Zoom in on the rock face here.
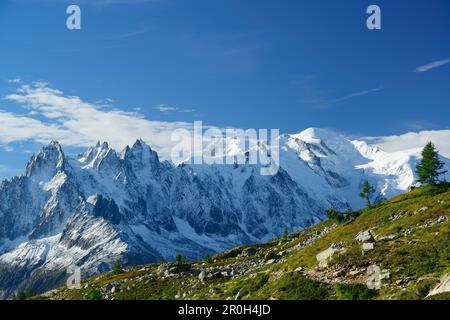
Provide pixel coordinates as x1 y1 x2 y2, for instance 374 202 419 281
158 263 192 276
0 138 325 297
198 271 206 282
241 248 258 257
0 127 449 298
362 242 375 253
356 230 374 242
316 244 346 268
427 274 450 297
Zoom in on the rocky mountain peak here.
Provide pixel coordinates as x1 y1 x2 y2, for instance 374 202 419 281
124 139 160 173
77 141 119 173
25 140 66 178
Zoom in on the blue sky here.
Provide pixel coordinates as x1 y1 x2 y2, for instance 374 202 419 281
0 0 449 178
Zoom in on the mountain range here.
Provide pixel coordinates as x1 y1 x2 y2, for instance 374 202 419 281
0 127 448 298
38 182 450 301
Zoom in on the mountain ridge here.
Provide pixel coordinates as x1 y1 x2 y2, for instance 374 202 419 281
35 184 450 300
0 127 449 298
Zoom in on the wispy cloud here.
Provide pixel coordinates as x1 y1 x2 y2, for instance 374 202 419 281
49 44 123 54
403 119 437 131
0 164 20 178
364 130 450 158
294 74 383 109
7 77 21 84
414 57 450 73
332 87 383 103
0 165 10 173
154 104 195 113
37 0 159 6
299 84 383 108
1 82 196 159
177 32 263 72
102 29 148 40
0 144 14 152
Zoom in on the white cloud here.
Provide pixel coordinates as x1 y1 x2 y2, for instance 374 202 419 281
154 104 195 113
7 77 21 84
155 104 178 112
300 83 383 108
0 164 21 179
364 130 450 158
2 83 196 159
414 57 450 73
103 29 148 40
2 82 449 166
333 87 383 103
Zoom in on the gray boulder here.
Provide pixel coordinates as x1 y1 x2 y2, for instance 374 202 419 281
356 230 374 242
241 247 258 257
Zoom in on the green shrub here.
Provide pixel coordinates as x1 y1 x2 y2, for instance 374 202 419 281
14 291 28 300
13 288 35 300
426 182 450 196
232 274 269 298
426 292 450 300
282 229 289 241
326 208 359 224
413 279 436 299
273 273 331 300
175 254 187 263
204 254 214 264
111 261 124 275
85 288 102 300
334 283 377 300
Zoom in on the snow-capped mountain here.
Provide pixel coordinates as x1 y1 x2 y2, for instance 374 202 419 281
0 128 448 298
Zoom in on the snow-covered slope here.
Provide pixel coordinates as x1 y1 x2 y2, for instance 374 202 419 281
0 128 448 298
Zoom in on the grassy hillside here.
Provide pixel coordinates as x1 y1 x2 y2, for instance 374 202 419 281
34 184 450 300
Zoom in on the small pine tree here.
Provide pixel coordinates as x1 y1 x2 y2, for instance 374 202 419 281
326 208 345 224
85 288 102 300
111 261 123 275
326 208 359 224
326 208 337 220
282 228 289 241
416 142 447 186
26 287 35 298
359 180 374 207
175 253 187 264
13 288 34 300
204 254 213 264
14 291 27 300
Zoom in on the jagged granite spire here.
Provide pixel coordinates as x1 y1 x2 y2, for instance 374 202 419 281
25 141 66 178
